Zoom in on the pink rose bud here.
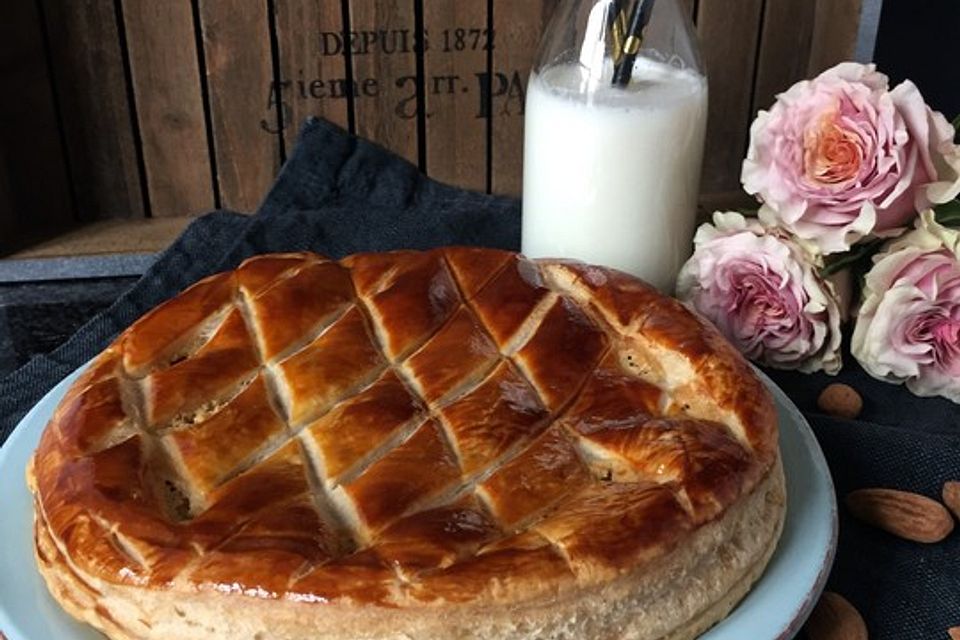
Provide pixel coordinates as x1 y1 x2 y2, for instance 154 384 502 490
742 62 960 255
852 211 960 402
676 212 843 374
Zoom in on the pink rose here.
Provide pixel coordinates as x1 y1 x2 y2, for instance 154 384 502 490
676 212 843 373
852 211 960 402
742 62 960 255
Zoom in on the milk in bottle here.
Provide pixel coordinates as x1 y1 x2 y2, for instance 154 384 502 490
521 0 708 293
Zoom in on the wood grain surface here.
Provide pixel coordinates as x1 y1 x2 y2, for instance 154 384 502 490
696 0 766 194
274 0 350 151
0 0 874 250
490 0 556 196
349 0 419 164
199 0 280 212
120 0 214 217
423 1 488 190
808 0 864 75
7 216 196 258
0 0 75 253
0 157 14 246
751 0 816 115
39 0 144 220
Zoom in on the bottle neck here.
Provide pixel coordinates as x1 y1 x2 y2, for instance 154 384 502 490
534 0 704 80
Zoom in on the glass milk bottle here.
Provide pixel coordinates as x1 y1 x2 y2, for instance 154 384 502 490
521 0 707 293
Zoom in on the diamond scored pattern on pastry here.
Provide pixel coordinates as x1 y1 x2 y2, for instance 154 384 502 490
34 249 764 606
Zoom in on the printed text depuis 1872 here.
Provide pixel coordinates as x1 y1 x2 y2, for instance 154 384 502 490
260 27 527 133
319 27 493 56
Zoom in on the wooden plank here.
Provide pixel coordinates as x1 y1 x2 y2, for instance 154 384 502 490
491 0 556 196
0 1 74 253
121 1 214 217
423 1 488 190
199 0 280 213
349 0 419 164
697 190 758 223
751 0 815 115
0 155 15 246
274 0 349 152
696 0 765 194
39 0 144 221
5 217 195 259
808 0 863 76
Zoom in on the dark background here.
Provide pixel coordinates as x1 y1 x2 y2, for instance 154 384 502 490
875 0 960 120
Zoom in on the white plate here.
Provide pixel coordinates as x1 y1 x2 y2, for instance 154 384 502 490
0 366 836 639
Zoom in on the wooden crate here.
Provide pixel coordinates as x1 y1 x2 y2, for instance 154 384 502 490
0 0 871 255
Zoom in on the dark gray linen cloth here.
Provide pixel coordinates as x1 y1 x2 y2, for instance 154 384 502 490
1 118 956 639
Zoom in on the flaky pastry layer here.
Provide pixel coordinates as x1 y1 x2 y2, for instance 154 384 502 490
30 248 782 639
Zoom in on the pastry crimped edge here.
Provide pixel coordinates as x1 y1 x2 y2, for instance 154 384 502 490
29 455 785 640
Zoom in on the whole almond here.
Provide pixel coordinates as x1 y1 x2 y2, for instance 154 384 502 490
943 482 960 521
846 488 954 543
817 383 863 419
803 591 867 640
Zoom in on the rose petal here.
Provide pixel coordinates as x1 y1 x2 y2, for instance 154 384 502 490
742 62 960 255
677 213 843 374
853 232 960 403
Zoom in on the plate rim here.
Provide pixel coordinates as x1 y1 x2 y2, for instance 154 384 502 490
754 368 838 640
0 365 838 640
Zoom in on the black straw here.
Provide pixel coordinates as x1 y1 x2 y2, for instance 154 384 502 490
607 0 627 66
611 0 656 86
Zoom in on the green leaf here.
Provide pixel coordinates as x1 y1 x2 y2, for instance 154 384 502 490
819 238 885 278
935 199 960 227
